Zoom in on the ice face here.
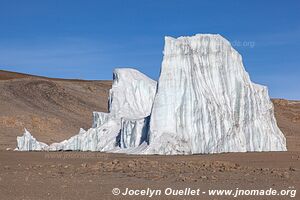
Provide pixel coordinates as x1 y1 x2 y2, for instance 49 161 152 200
147 34 286 154
119 116 150 148
15 34 287 154
108 68 157 119
16 129 49 151
16 68 157 152
92 112 109 128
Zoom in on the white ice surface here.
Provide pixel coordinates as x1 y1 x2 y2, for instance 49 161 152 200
147 34 286 154
15 34 287 154
16 129 48 151
15 68 156 152
108 68 157 119
92 112 109 128
119 117 150 148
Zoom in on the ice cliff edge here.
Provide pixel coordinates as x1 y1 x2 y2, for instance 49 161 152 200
146 34 286 154
15 34 287 154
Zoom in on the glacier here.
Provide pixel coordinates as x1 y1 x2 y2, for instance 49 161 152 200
16 68 156 152
145 34 286 154
16 129 48 151
15 34 287 154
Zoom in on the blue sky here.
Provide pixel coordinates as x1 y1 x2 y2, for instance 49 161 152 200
0 0 299 99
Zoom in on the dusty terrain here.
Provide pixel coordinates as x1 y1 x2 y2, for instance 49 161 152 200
0 70 112 150
273 99 300 152
0 151 299 200
0 70 299 200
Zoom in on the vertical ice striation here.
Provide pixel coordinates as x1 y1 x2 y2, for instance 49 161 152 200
146 34 286 154
15 34 287 154
108 68 157 119
16 129 48 151
48 121 121 151
15 68 157 152
46 68 156 151
119 116 150 148
92 112 109 128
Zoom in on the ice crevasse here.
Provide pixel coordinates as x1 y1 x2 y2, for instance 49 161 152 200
16 34 287 154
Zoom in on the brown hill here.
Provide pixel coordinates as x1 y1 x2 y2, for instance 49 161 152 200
0 70 112 149
273 99 300 151
0 70 299 151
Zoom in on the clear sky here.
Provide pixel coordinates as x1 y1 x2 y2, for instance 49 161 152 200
0 0 299 99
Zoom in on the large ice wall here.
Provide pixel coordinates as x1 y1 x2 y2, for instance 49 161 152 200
146 34 286 154
15 34 287 154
